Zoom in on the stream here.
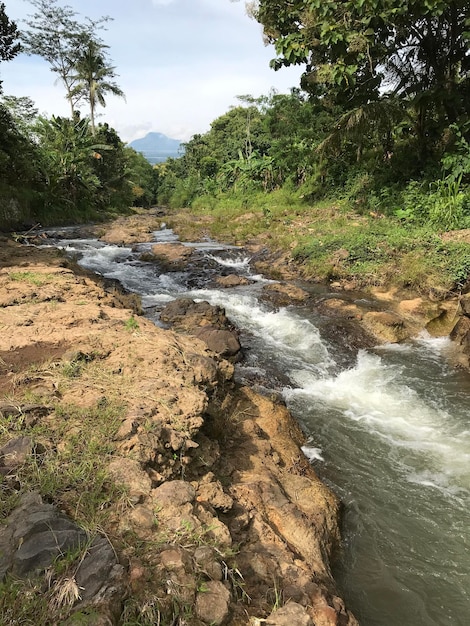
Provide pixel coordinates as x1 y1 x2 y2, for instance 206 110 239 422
47 225 470 626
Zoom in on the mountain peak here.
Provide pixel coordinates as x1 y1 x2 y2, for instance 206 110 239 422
128 132 182 164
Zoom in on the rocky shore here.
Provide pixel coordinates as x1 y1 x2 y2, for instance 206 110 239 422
0 219 358 625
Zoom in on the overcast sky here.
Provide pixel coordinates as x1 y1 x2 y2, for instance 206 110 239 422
2 0 303 142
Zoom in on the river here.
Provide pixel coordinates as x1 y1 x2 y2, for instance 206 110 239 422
48 225 470 626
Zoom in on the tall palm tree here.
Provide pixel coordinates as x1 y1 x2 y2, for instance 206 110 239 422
71 40 125 134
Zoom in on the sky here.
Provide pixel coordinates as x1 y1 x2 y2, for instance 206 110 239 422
2 0 303 143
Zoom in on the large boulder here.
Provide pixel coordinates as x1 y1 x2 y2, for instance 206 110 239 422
160 298 241 358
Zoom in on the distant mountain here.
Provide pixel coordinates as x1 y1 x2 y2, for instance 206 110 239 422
128 132 183 165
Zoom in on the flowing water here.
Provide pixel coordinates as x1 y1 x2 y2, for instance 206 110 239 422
48 226 470 625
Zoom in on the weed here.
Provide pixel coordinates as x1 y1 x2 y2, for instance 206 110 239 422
124 315 140 331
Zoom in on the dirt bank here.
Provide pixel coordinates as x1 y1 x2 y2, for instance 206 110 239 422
0 224 357 625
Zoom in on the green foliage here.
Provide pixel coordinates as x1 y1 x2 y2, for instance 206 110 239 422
124 315 139 331
0 3 20 80
70 39 125 134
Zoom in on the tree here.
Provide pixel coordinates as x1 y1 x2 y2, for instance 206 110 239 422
253 1 470 157
0 2 20 92
34 115 107 217
21 0 110 117
70 40 125 134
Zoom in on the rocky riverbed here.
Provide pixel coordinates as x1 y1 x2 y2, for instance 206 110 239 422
0 218 358 625
2 208 470 626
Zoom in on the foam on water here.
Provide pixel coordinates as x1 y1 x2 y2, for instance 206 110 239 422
301 444 324 462
206 253 252 269
285 350 470 490
189 288 333 371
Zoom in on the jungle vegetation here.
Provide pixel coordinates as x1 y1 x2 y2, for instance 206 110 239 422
154 0 470 291
0 0 156 229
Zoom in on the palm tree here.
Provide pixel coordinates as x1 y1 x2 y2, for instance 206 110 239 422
71 40 125 134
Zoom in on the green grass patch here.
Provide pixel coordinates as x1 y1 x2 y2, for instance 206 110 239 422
0 400 125 529
8 271 53 287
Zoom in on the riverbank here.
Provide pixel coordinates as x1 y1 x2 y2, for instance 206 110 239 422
0 222 358 625
159 207 470 368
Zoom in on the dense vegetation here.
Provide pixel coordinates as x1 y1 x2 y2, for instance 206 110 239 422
156 0 470 292
0 0 156 229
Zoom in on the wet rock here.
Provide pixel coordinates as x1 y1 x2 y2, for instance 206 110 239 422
215 274 251 288
266 601 314 626
160 298 228 329
160 298 241 358
195 580 230 625
262 282 309 306
450 315 470 362
193 326 241 357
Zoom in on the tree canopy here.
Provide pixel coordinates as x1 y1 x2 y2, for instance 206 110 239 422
254 0 470 152
21 0 110 117
0 2 20 92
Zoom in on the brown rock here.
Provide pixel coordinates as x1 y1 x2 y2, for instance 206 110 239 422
151 243 193 269
194 546 223 581
197 480 233 512
215 274 251 287
362 310 410 343
262 283 309 306
193 327 241 357
107 457 152 504
266 601 313 626
195 580 230 625
152 480 196 506
160 547 190 571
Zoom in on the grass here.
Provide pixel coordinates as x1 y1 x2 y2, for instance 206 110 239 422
8 271 54 287
0 399 125 528
169 190 470 295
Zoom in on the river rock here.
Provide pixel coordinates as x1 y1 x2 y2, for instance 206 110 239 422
215 274 251 287
150 243 193 270
160 298 241 358
265 601 314 626
262 282 309 306
361 310 409 342
193 326 241 357
160 298 227 329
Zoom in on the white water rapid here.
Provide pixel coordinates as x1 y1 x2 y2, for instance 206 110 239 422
49 226 470 625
